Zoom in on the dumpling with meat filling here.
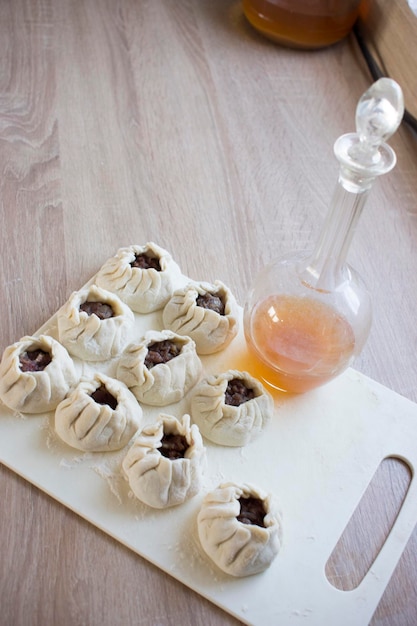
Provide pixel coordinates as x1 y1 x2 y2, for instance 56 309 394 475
95 242 181 313
0 334 78 414
57 284 134 361
122 413 207 508
54 372 142 452
197 482 282 577
162 280 239 354
116 329 202 406
190 370 273 446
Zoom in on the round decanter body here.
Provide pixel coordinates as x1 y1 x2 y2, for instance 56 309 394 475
243 253 372 393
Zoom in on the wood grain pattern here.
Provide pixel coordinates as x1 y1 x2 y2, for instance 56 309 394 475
0 1 416 624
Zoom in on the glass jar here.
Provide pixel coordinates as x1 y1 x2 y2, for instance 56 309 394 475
242 0 367 49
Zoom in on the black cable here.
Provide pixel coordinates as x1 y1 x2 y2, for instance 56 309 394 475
353 22 417 133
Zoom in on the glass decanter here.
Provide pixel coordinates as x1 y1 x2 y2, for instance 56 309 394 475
244 78 404 393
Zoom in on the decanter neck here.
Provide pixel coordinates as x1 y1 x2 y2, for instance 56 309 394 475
302 180 369 291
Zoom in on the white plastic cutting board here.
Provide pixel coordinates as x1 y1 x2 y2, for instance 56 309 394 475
1 272 417 626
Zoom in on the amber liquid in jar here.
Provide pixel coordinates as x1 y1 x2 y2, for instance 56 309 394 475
242 0 364 49
244 294 356 393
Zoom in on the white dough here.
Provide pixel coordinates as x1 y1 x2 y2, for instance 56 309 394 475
95 242 181 313
0 335 78 414
57 284 134 361
122 413 207 509
197 482 282 577
162 280 239 355
55 372 142 452
116 329 202 406
190 370 273 446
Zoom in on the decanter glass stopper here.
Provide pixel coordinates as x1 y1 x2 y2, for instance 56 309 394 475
336 78 404 191
355 78 404 154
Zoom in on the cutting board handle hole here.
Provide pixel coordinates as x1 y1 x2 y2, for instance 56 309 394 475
325 455 412 590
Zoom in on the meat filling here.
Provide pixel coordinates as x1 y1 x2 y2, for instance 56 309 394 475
237 496 266 528
19 349 52 372
90 384 118 410
196 292 225 316
130 253 161 271
144 340 181 369
79 301 114 319
159 433 188 460
225 378 255 406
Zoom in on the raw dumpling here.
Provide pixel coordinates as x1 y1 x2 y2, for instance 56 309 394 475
190 370 273 446
0 334 78 414
162 280 239 355
122 413 207 508
57 284 134 361
197 482 282 577
95 242 181 313
55 372 142 452
116 329 202 406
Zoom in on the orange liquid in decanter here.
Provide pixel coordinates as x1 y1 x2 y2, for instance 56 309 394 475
245 294 355 393
242 0 364 49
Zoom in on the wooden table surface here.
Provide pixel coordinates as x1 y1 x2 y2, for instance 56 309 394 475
1 1 416 624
